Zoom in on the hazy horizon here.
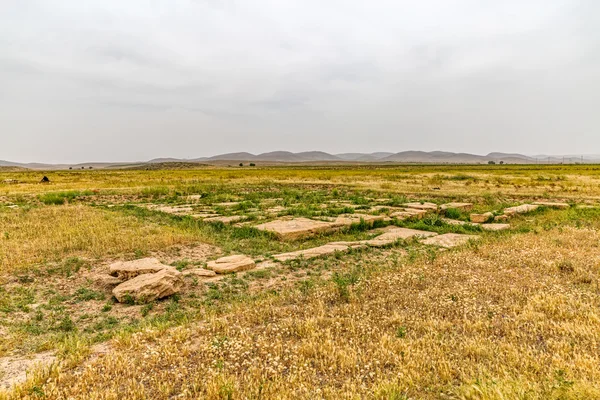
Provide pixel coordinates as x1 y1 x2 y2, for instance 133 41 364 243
2 1 599 164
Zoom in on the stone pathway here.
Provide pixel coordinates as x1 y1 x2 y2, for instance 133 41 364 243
420 233 480 248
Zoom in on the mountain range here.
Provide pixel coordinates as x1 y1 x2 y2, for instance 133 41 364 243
1 151 599 170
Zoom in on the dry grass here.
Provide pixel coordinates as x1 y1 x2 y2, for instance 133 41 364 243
0 205 200 274
10 227 599 399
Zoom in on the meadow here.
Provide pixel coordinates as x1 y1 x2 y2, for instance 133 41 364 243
1 164 600 399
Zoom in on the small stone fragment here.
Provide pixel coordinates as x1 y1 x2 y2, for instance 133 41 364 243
479 223 510 231
504 204 539 216
183 268 217 278
470 212 493 223
206 255 256 274
109 258 171 280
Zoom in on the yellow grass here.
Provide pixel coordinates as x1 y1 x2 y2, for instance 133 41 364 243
10 227 599 399
0 205 199 274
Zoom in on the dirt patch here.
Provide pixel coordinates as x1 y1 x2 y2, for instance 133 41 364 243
0 351 56 390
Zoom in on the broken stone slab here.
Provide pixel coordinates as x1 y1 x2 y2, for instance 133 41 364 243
470 212 493 223
532 201 570 209
494 215 509 222
112 268 183 303
330 213 385 227
441 218 469 226
92 274 123 291
203 215 244 224
479 223 510 232
265 206 287 214
109 258 173 280
440 202 473 211
390 211 416 220
255 218 337 240
273 243 361 262
153 205 194 214
402 208 429 219
504 204 539 216
362 227 438 246
183 268 217 278
206 255 256 274
403 202 438 211
421 233 480 248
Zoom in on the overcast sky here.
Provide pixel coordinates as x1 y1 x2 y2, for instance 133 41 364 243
1 0 599 163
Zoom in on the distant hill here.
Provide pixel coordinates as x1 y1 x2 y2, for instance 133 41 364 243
3 151 599 170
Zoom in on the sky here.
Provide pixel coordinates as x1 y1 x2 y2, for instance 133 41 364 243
1 0 599 163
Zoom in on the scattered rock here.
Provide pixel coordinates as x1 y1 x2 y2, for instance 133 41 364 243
92 274 123 291
255 218 337 240
440 202 473 211
273 243 361 262
109 258 172 280
402 208 429 218
214 202 240 207
403 202 438 211
504 204 539 216
421 233 480 248
113 268 183 303
470 212 493 223
480 223 510 231
189 212 220 219
494 215 509 222
532 201 570 209
441 218 469 226
183 268 217 278
364 227 438 246
206 255 255 274
331 213 385 227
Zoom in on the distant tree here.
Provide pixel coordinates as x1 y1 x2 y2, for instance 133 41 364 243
81 166 85 169
239 163 244 167
89 166 93 169
499 161 504 165
69 167 72 170
488 161 496 165
249 163 256 167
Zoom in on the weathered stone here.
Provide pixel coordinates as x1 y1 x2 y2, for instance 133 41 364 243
504 204 539 216
206 255 255 274
403 202 438 211
92 274 123 291
532 201 570 209
109 258 171 280
480 223 510 231
214 202 240 207
421 233 480 248
390 211 417 220
331 214 385 227
183 268 217 278
112 268 183 303
273 243 360 262
402 208 429 219
255 218 336 240
470 212 493 223
189 212 220 219
364 227 437 246
494 215 509 222
440 202 473 211
441 218 468 226
154 205 194 214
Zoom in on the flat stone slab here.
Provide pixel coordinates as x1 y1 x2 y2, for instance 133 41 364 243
331 214 385 227
480 223 510 231
183 268 217 278
113 268 183 303
203 215 244 224
441 218 469 226
145 204 194 215
470 212 493 223
390 211 417 220
402 208 429 219
441 202 473 211
109 258 172 280
403 202 438 211
273 243 361 262
532 201 570 209
421 233 480 248
504 204 539 215
364 227 438 246
206 255 256 274
255 218 337 240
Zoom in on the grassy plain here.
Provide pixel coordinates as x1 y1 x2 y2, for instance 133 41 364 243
1 164 600 399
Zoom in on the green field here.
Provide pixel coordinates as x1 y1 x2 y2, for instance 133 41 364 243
1 165 600 399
